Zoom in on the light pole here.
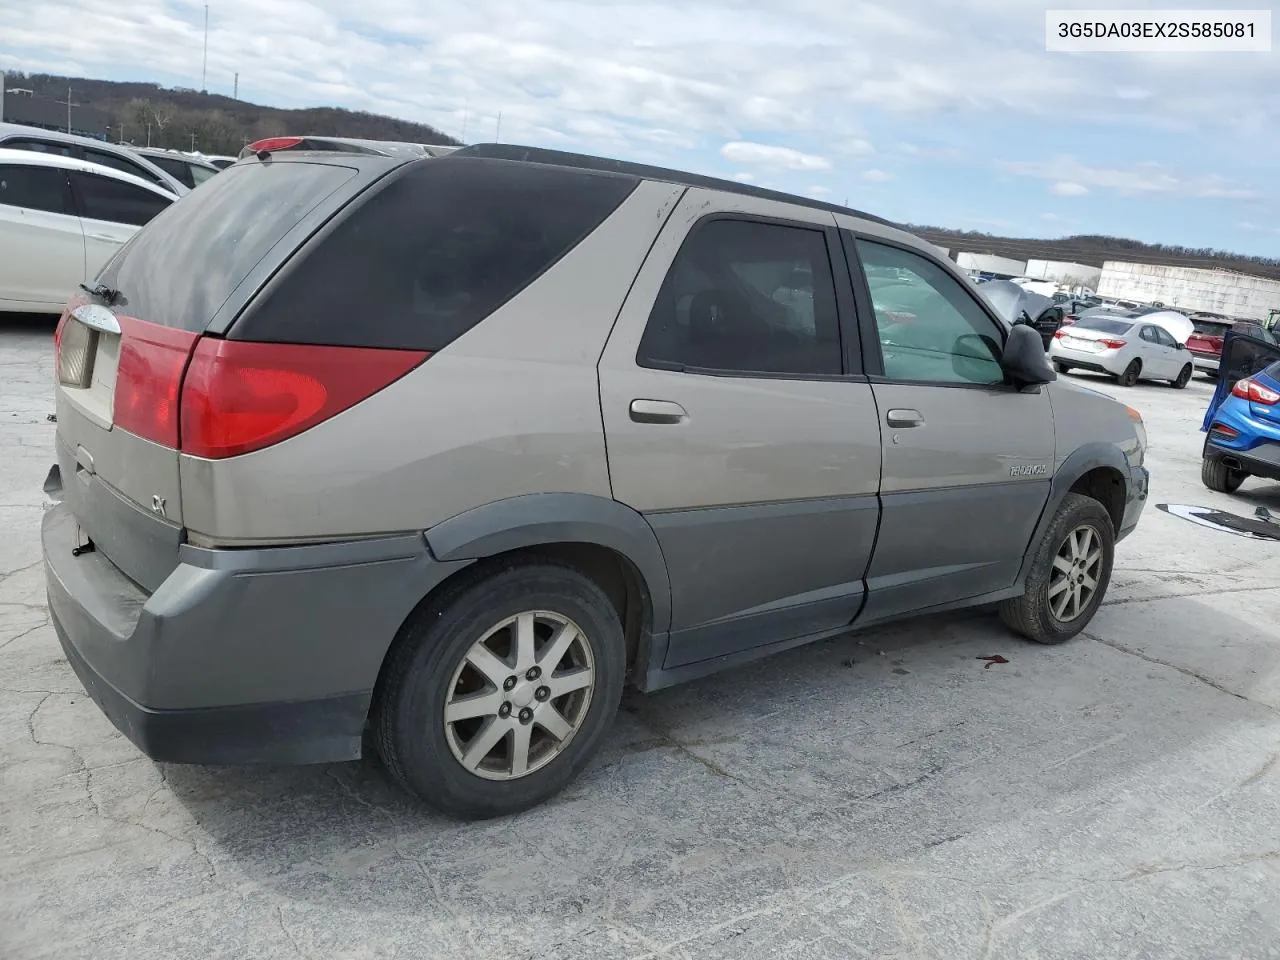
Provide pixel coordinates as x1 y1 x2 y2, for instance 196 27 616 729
201 5 209 94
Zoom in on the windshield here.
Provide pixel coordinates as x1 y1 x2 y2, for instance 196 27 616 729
1074 317 1133 335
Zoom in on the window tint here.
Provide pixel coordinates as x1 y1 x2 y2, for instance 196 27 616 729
0 165 69 214
189 163 218 186
857 239 1004 385
71 172 171 227
3 138 74 158
84 148 165 187
1193 320 1231 336
143 154 196 188
1074 317 1133 335
1139 326 1158 343
99 160 358 331
1154 327 1178 348
235 157 638 350
637 219 842 376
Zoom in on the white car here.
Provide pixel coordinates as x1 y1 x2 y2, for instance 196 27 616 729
1049 314 1195 388
0 149 176 313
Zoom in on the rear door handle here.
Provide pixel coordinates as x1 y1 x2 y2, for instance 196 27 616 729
629 399 688 424
885 408 924 428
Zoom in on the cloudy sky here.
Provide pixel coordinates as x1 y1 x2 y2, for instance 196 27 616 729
2 0 1277 256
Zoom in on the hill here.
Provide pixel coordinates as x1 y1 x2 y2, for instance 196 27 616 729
2 72 460 156
906 225 1280 281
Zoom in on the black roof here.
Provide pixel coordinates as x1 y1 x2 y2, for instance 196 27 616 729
450 143 898 230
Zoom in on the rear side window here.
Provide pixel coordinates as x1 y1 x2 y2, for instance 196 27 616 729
0 165 70 214
637 218 843 376
98 161 358 331
144 154 196 188
83 148 167 188
233 158 638 350
3 138 74 158
71 172 171 227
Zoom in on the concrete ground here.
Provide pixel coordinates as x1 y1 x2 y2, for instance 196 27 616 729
3 311 1280 959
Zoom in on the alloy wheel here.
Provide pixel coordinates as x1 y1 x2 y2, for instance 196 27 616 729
1048 524 1104 622
443 611 595 781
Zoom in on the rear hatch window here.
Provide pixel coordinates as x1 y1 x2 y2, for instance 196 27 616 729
230 157 639 350
98 161 358 331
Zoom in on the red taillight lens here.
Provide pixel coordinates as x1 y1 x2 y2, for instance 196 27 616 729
113 317 200 447
1231 377 1280 406
247 136 303 154
1210 422 1239 439
179 340 428 459
1053 329 1067 339
1100 338 1127 349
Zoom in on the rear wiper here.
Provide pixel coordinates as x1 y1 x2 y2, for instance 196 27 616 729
79 281 120 306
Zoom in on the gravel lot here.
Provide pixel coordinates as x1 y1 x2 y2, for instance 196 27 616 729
4 312 1280 959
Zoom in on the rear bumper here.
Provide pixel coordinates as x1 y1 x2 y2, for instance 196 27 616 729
1048 345 1124 376
1190 352 1220 373
1204 438 1280 483
43 497 471 764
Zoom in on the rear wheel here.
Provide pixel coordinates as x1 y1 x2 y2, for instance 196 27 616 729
1053 361 1072 375
1171 364 1193 389
1117 359 1141 387
1000 492 1114 644
1202 457 1247 493
376 562 626 819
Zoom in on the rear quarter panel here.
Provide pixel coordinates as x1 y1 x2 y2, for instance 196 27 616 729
180 180 685 543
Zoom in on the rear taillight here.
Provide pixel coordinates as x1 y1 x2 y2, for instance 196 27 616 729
113 317 200 447
1231 377 1280 406
179 340 427 459
1210 422 1239 439
1053 329 1067 339
246 136 303 154
1100 338 1127 349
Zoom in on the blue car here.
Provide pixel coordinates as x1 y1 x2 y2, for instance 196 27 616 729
1201 329 1280 492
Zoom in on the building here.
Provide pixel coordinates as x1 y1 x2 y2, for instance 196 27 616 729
0 75 111 140
1097 262 1280 320
956 252 1026 280
1023 259 1101 292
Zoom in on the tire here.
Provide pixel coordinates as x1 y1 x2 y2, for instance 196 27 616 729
1117 359 1141 387
1053 361 1071 375
1201 456 1247 493
1171 364 1193 389
375 562 626 819
999 492 1115 644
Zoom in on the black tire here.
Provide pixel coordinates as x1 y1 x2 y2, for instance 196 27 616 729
375 562 626 819
1201 457 1246 493
999 492 1115 644
1117 359 1141 387
1171 364 1193 389
1053 361 1072 375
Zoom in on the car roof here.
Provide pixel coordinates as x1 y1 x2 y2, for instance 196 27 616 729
0 122 188 193
0 147 179 198
450 142 899 229
133 147 219 169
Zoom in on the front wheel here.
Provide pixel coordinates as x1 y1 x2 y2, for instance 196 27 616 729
999 492 1115 644
1117 359 1141 387
1202 457 1246 493
376 562 626 819
1172 364 1193 389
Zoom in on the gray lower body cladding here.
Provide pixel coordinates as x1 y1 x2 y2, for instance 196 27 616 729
43 499 471 764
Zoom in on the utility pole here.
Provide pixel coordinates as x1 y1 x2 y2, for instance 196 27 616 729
461 96 469 142
233 72 238 100
191 132 197 152
201 5 209 94
55 85 78 133
118 123 125 143
146 122 152 147
495 111 502 143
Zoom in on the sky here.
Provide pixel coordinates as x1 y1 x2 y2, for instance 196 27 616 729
1 0 1277 257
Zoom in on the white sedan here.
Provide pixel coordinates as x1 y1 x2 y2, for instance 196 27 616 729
1049 314 1195 388
0 149 176 314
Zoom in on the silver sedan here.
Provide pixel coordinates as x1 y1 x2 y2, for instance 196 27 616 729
1049 315 1195 387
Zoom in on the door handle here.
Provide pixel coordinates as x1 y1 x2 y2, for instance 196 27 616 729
885 408 924 428
629 399 688 424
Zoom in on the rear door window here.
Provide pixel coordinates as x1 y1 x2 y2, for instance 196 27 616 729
97 160 359 331
2 138 74 158
233 157 638 350
70 172 171 227
83 148 168 189
0 165 71 214
143 154 196 188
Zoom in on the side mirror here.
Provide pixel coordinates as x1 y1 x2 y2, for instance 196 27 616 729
1000 323 1057 388
1177 342 1187 351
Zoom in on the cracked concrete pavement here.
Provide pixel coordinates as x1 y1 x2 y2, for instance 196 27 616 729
3 312 1280 958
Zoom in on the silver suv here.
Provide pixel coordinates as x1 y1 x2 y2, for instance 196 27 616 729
42 142 1149 818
